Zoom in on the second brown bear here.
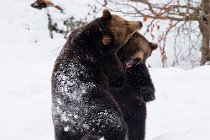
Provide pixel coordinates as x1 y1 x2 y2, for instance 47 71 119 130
112 32 158 140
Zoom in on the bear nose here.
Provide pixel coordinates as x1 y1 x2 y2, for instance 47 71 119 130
135 58 142 63
139 21 143 28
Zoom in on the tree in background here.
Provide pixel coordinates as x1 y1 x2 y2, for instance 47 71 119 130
90 0 210 67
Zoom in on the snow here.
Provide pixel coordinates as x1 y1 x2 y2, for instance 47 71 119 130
147 66 210 140
0 0 210 140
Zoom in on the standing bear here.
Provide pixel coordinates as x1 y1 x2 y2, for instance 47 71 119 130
113 32 158 140
51 9 142 140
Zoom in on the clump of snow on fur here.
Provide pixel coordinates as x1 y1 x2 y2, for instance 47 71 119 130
52 58 95 132
52 58 124 135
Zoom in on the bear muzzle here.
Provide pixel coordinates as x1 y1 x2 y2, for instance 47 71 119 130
126 58 142 68
126 51 145 68
127 21 143 31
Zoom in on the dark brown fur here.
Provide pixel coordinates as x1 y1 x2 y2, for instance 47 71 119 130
113 32 157 140
51 10 142 140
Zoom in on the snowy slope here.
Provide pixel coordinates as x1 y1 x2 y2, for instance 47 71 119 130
0 0 210 140
147 66 210 140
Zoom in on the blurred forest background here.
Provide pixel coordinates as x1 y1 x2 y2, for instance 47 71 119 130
31 0 210 69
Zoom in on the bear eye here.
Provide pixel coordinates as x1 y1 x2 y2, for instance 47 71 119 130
133 33 138 37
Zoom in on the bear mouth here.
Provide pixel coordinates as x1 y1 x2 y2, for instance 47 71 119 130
126 58 142 68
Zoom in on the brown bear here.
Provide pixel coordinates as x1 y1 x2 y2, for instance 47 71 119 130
112 32 158 140
118 32 158 102
51 9 142 140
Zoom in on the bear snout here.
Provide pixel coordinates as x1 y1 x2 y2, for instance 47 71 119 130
138 21 143 28
126 57 142 68
127 20 143 30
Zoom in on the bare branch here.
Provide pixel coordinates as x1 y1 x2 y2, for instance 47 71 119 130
90 0 209 67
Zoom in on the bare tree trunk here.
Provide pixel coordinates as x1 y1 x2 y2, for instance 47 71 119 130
199 0 210 65
47 12 53 39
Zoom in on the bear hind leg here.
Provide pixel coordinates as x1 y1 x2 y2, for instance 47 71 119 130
86 109 127 140
104 125 127 140
54 125 81 140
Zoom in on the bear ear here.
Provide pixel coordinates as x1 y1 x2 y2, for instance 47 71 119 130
102 34 112 45
102 9 111 19
149 42 158 51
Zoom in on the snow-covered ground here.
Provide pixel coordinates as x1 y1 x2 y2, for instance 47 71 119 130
147 67 210 140
0 0 210 140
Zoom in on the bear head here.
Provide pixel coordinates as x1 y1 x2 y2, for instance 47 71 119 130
101 9 143 50
70 9 142 53
118 32 158 68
